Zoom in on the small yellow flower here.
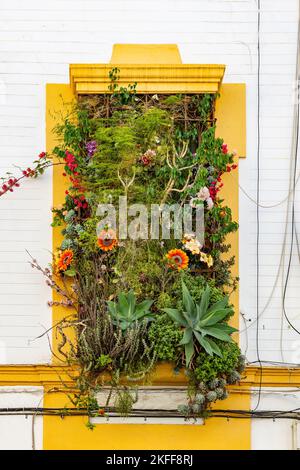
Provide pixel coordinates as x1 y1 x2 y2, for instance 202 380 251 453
206 255 213 267
182 233 202 255
200 252 213 267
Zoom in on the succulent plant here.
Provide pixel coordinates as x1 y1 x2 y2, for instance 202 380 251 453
218 378 227 387
64 209 76 223
178 404 189 415
107 290 154 331
208 378 219 389
198 382 208 394
227 370 241 384
215 387 225 399
195 393 206 405
163 282 237 367
61 238 74 250
237 355 246 373
192 403 201 414
206 390 218 402
221 389 228 400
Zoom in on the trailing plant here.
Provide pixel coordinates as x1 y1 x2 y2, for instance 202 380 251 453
178 345 246 418
0 152 54 197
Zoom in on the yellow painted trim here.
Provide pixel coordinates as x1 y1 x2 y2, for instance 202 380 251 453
110 44 183 64
42 388 250 450
215 83 246 334
70 63 225 95
46 83 76 359
1 365 300 388
70 44 224 95
215 83 246 158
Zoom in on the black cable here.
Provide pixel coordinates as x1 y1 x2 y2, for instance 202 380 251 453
282 0 300 337
0 407 300 420
248 360 300 366
253 0 263 412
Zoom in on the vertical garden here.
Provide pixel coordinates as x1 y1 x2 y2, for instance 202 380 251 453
1 69 245 420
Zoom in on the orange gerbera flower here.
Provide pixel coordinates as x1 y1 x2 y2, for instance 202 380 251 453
57 249 74 271
166 249 189 270
97 229 118 252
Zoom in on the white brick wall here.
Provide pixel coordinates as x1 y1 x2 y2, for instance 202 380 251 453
0 0 299 364
0 386 43 449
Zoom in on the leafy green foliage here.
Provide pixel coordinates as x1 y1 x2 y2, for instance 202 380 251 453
148 314 183 362
114 388 137 417
191 342 242 383
108 67 137 105
95 354 112 370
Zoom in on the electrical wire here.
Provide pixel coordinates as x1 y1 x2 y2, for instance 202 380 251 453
281 0 300 338
0 407 299 421
253 0 263 412
239 176 300 209
240 0 300 372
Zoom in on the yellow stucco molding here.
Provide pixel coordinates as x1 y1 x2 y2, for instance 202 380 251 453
1 365 300 387
110 44 183 64
69 43 225 95
70 63 225 95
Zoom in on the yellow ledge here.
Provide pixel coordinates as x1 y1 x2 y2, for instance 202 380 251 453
1 364 300 388
70 64 225 95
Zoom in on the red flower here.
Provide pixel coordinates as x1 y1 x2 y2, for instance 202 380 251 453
222 143 228 154
64 151 78 172
39 152 46 159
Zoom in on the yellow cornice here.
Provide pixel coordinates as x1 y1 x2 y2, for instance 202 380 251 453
1 364 300 388
69 63 225 95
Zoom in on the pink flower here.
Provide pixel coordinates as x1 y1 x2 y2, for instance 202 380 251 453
140 149 156 166
197 187 210 201
206 197 214 210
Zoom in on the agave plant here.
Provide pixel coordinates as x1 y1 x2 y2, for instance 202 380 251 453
107 290 154 331
163 282 237 367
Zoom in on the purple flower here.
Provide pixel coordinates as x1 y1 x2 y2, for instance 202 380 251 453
86 140 97 158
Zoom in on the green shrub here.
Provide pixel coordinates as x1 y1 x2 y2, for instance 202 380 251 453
148 314 182 362
192 341 242 384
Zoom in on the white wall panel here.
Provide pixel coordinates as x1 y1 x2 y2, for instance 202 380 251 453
0 386 43 450
251 388 299 449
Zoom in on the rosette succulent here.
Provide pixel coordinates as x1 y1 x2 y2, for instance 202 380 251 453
163 282 237 367
107 290 154 331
